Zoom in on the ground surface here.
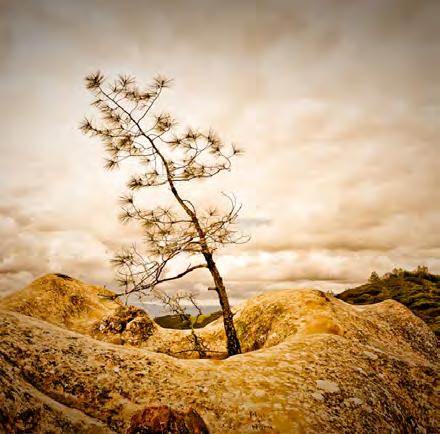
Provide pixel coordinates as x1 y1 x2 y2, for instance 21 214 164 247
0 274 438 433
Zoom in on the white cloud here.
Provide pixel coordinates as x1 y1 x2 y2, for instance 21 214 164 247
0 0 439 303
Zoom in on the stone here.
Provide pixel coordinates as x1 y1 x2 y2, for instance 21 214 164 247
126 405 210 434
316 380 340 394
0 275 438 433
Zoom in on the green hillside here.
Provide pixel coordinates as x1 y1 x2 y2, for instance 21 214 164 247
337 267 440 336
154 310 222 329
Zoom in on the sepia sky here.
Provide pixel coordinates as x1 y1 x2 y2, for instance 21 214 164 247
1 0 439 304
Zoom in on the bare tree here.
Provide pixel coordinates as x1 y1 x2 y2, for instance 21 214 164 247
155 290 210 358
80 72 247 356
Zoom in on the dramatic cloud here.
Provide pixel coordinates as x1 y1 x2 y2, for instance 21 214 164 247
1 0 439 302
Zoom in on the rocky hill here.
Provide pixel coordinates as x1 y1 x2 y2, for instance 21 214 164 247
0 273 123 334
0 274 438 433
337 267 440 336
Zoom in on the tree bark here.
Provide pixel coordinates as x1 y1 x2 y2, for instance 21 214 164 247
203 252 241 356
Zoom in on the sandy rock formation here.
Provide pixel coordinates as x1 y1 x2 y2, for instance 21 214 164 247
0 274 159 347
0 275 438 433
0 274 123 335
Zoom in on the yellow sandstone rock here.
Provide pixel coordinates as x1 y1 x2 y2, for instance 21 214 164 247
0 274 438 433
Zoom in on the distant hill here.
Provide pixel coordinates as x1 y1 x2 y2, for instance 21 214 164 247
131 302 221 319
337 267 440 336
154 310 222 329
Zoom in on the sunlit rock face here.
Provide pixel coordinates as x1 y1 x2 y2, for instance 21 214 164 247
0 274 125 335
0 275 438 433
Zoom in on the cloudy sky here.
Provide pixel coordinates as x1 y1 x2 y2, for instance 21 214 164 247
1 0 439 304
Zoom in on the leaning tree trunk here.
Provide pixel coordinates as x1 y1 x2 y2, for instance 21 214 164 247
204 253 241 356
162 165 241 356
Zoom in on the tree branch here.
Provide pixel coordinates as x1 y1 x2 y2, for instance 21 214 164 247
150 263 207 287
